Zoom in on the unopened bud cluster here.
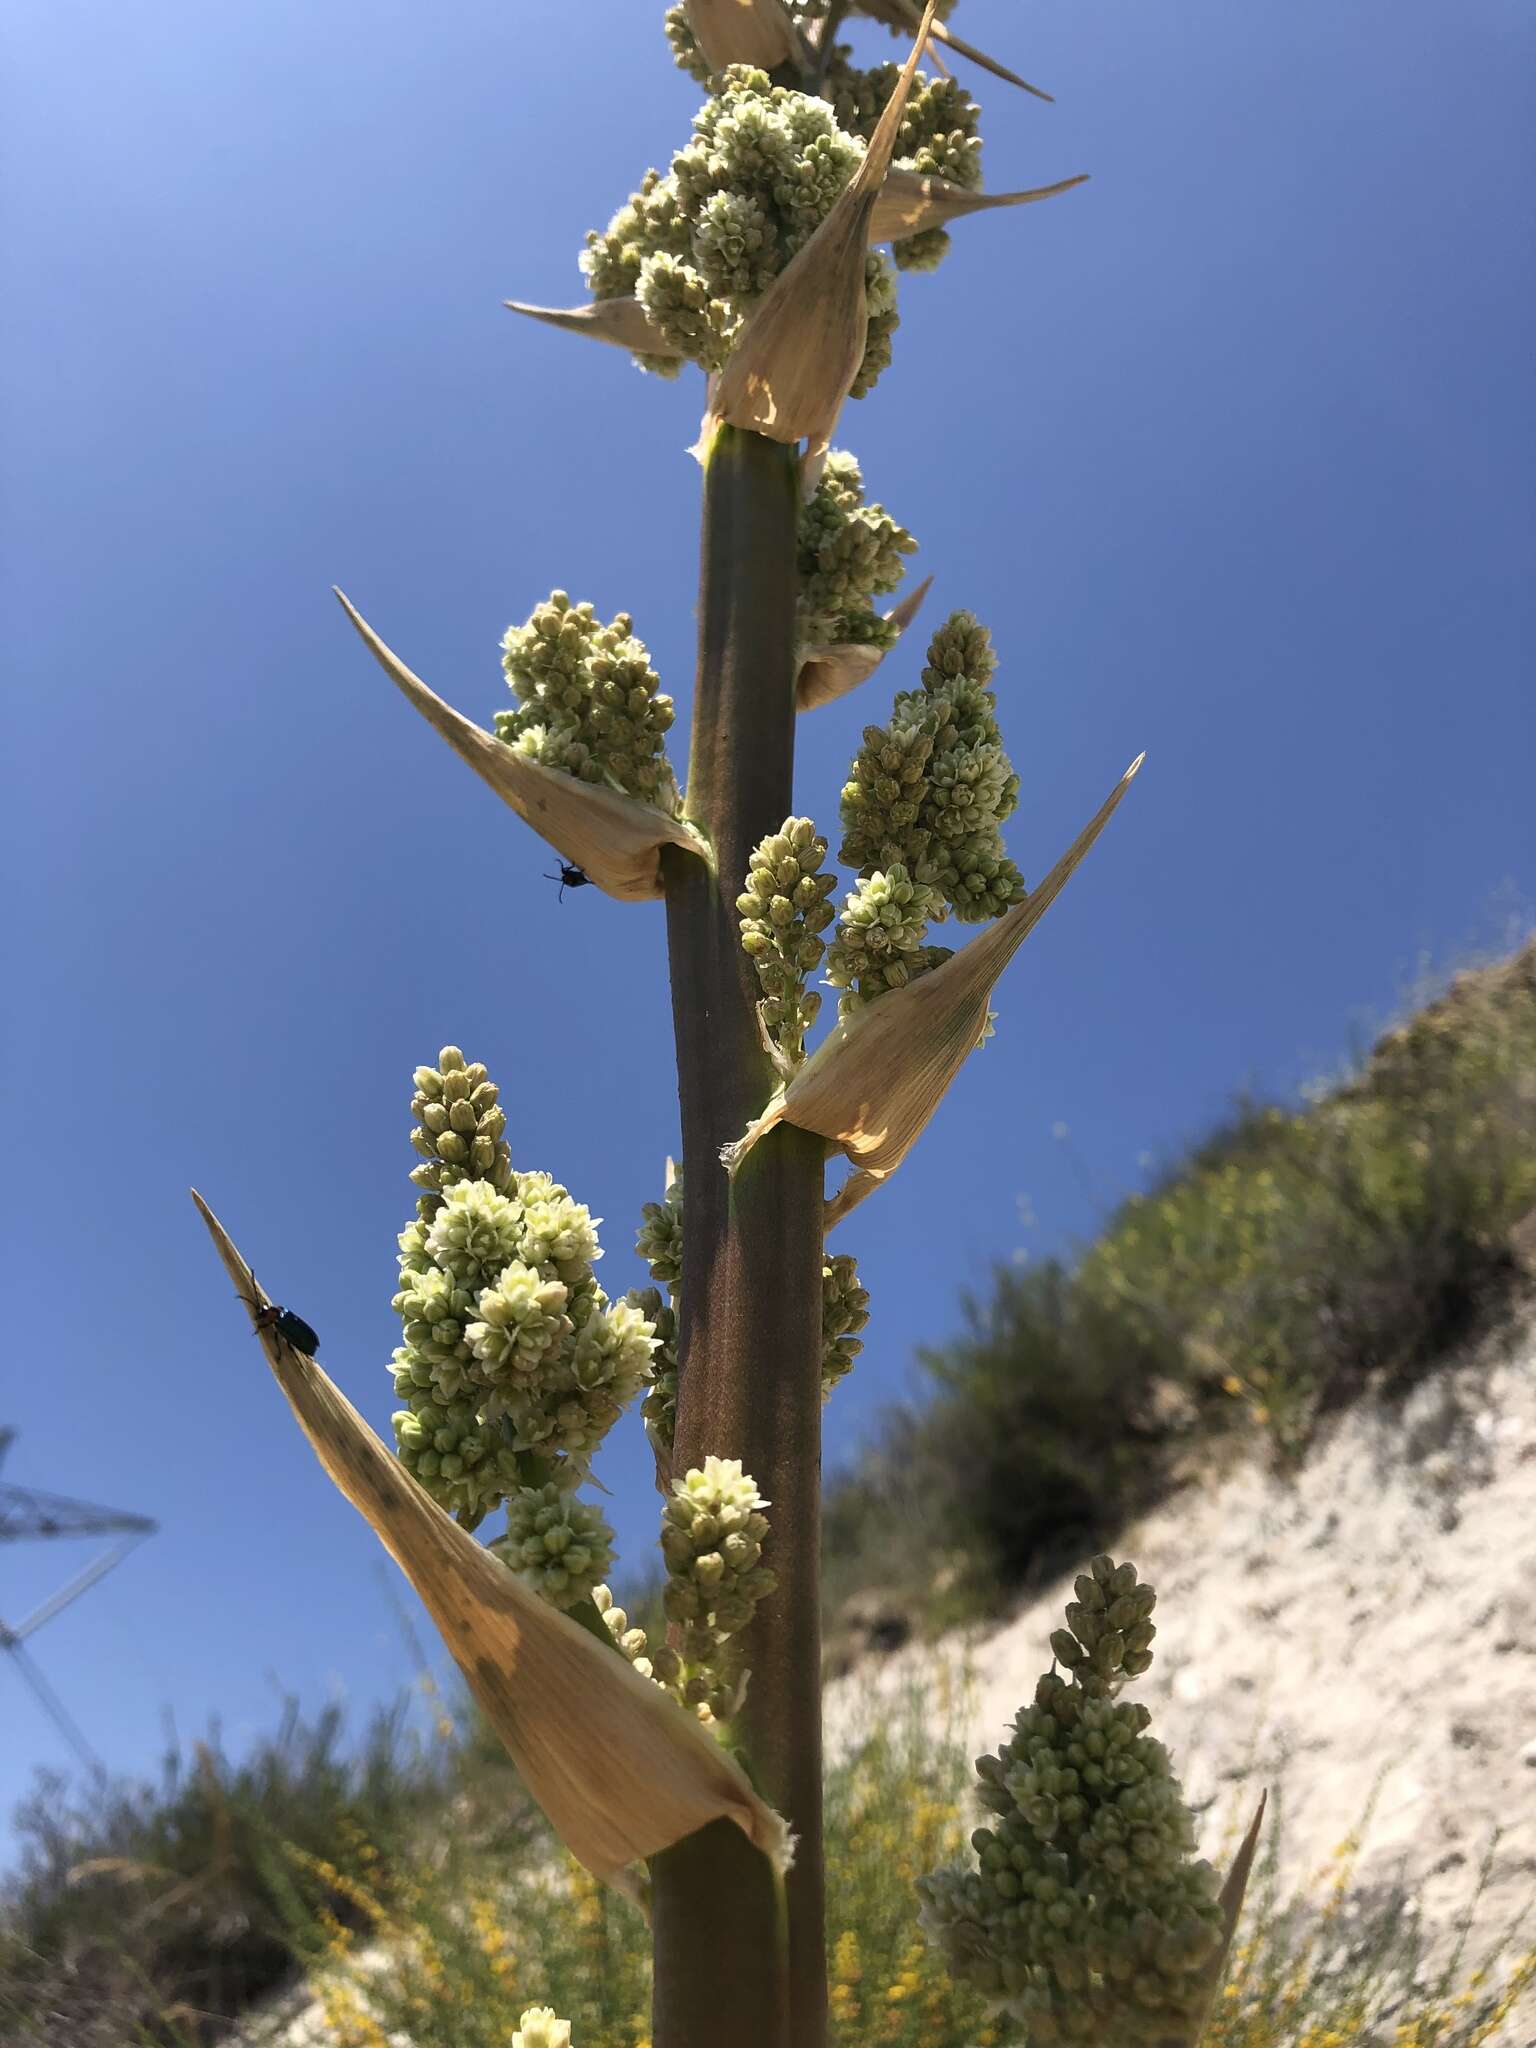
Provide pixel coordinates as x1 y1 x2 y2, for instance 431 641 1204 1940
582 66 898 394
390 1048 656 1526
497 591 679 812
918 1555 1223 2042
834 611 1024 1018
593 1582 673 1687
408 1045 513 1213
491 1482 615 1611
662 4 713 87
821 1253 870 1396
630 1173 685 1457
798 451 918 654
631 1285 679 1453
660 1456 778 1722
660 4 986 273
738 818 837 1065
630 1170 869 1451
592 1460 775 1729
828 59 983 271
635 1171 685 1290
824 862 950 1016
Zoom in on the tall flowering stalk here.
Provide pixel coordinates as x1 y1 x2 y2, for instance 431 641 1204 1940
193 6 1215 2044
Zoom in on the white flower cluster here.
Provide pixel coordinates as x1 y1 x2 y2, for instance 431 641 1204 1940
660 1456 778 1723
582 67 899 394
591 1456 777 1727
512 2009 572 2048
823 861 949 1017
390 1048 656 1531
660 2 985 274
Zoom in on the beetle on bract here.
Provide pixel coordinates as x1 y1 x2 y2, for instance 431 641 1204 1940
237 1279 319 1355
545 861 594 903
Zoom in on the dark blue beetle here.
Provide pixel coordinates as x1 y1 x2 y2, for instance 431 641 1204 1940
238 1280 319 1355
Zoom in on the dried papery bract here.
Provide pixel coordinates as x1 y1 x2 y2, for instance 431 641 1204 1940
504 297 687 359
191 1192 790 1886
708 0 939 454
683 0 808 72
335 590 707 902
866 0 1056 100
796 575 933 712
869 169 1089 247
722 756 1143 1224
1154 1793 1268 2048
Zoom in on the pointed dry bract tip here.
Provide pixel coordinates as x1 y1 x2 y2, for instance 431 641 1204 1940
726 758 1141 1220
1219 1789 1266 1930
927 16 1054 99
1153 1790 1267 2048
332 589 706 903
876 0 1054 98
684 0 808 71
709 0 939 452
191 1189 277 1336
795 575 934 712
189 1189 790 1885
504 298 686 359
870 171 1089 245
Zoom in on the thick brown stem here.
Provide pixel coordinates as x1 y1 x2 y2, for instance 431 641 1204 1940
649 425 828 2048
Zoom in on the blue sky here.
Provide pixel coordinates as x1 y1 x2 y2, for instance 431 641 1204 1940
3 0 1532 1840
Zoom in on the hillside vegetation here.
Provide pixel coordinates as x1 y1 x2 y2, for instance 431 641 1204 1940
5 943 1534 2044
825 943 1536 1640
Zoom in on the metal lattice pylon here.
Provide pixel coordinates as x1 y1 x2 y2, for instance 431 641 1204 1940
0 1428 157 1773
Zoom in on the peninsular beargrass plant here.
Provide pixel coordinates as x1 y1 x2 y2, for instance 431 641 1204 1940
274 1663 1536 2048
190 5 1250 2042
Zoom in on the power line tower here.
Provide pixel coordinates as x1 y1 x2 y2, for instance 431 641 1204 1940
0 1428 157 1774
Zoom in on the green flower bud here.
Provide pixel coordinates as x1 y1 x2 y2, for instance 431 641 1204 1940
633 1285 679 1453
797 450 918 654
838 612 1026 941
497 591 679 812
392 1393 520 1526
820 1251 868 1400
637 1172 684 1290
407 1048 514 1210
825 862 942 1017
663 3 713 86
654 1456 777 1725
919 1555 1221 2037
739 819 836 1066
827 56 983 289
1051 1629 1086 1669
492 1484 614 1611
582 67 898 396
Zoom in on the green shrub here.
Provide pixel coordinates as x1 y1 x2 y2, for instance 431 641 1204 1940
267 1677 1534 2048
0 1697 462 2045
823 942 1536 1623
1081 944 1536 1457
